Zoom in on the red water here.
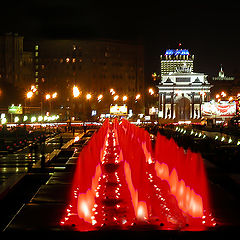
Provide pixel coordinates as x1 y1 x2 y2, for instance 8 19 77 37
60 119 216 231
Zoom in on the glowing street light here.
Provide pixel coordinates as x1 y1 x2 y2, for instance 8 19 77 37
52 92 57 98
31 85 37 93
149 88 154 95
26 91 33 99
123 95 128 101
110 88 115 95
221 91 226 97
113 95 119 101
216 94 220 98
86 93 92 100
73 85 80 98
45 94 51 100
97 94 103 101
14 116 19 123
135 94 141 100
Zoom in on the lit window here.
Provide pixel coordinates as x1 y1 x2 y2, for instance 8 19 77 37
66 58 70 63
35 45 39 50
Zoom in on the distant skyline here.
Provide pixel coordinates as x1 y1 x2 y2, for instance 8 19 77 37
1 2 239 78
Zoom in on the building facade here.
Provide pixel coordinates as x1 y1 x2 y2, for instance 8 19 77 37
0 33 35 106
157 65 211 120
160 49 194 76
0 33 24 86
27 39 145 117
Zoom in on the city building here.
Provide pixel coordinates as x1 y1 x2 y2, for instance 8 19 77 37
25 38 145 118
210 65 237 98
160 48 194 76
157 64 212 120
0 33 34 106
0 33 24 86
212 65 234 81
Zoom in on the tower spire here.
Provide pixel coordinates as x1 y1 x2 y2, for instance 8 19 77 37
219 64 224 78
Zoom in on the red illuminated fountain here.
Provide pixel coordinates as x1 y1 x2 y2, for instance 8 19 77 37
60 119 216 231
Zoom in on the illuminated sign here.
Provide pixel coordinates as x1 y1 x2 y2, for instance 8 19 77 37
8 105 23 114
110 105 127 115
149 107 158 115
165 49 190 56
201 101 236 117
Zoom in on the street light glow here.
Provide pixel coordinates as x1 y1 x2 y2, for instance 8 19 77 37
31 85 37 93
86 93 92 100
45 94 51 100
149 88 154 95
52 92 57 98
110 88 115 95
113 95 119 101
221 91 226 97
73 85 80 98
123 95 128 101
97 94 103 101
136 94 141 100
26 91 33 99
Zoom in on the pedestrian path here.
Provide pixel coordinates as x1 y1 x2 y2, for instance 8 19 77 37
3 130 93 231
0 132 75 193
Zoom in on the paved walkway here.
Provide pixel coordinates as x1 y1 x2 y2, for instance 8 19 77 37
0 132 79 201
2 130 91 231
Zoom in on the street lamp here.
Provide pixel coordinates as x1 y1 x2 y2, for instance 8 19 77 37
149 88 154 95
110 88 115 95
45 93 51 100
31 85 37 93
221 91 226 97
45 92 57 113
97 94 103 102
123 95 128 101
113 95 119 101
52 92 57 98
86 93 92 100
26 91 33 99
25 91 34 114
135 94 141 100
73 85 80 98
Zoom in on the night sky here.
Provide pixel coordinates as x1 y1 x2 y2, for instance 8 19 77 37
1 1 240 79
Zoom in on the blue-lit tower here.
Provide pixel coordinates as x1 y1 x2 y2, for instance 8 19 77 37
160 49 194 76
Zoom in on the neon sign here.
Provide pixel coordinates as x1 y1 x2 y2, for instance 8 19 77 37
165 49 190 56
110 105 128 115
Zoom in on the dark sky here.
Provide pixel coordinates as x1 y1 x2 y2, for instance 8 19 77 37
1 1 240 78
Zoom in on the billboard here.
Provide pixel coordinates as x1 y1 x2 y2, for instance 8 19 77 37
8 105 23 114
201 101 236 117
110 105 127 115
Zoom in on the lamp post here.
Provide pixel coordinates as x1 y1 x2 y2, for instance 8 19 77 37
25 91 33 114
45 92 58 114
85 93 92 120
